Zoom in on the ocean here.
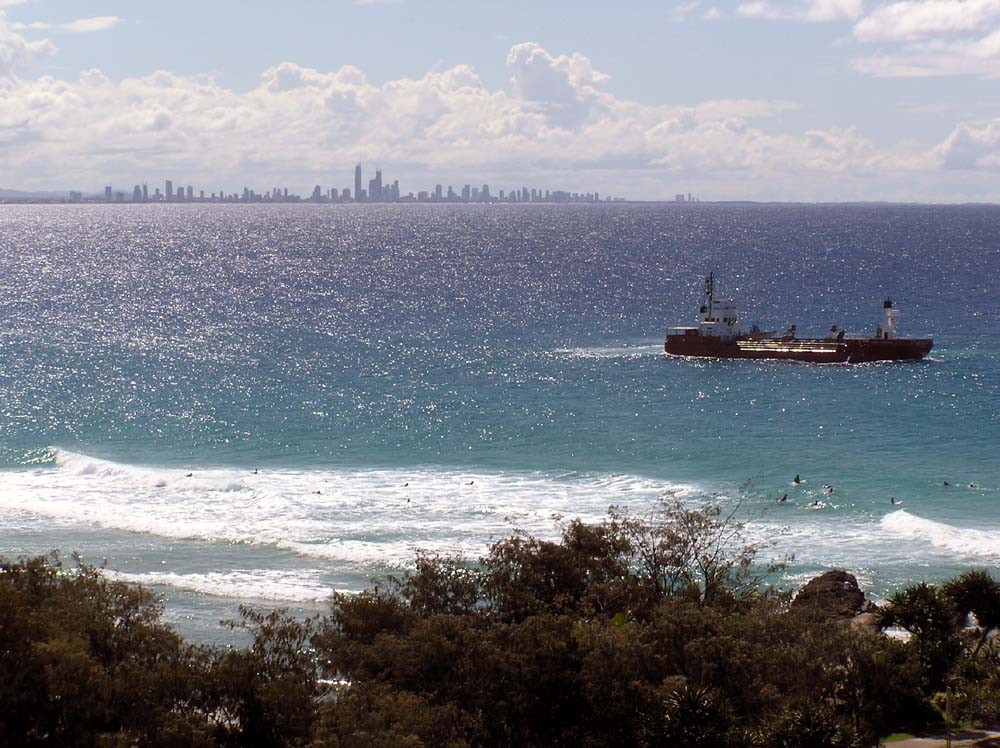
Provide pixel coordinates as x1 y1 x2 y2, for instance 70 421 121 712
1 202 997 643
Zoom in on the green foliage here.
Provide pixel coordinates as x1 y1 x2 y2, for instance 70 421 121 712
0 553 214 747
9 505 1000 747
608 495 775 609
943 569 1000 656
210 607 319 748
877 581 963 690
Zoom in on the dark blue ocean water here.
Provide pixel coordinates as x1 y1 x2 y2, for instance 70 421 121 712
1 203 998 641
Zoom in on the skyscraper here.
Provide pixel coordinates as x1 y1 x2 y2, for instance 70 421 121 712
165 180 173 201
354 164 362 202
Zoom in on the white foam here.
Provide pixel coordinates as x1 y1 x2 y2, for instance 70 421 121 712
102 569 338 603
881 509 1000 560
0 448 701 567
552 344 663 359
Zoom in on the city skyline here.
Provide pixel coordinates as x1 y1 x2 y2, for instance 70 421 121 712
52 164 628 205
3 2 1000 201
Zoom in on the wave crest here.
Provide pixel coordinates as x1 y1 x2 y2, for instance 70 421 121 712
881 509 1000 559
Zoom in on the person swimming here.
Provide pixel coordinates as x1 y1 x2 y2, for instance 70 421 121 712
891 497 903 506
943 481 949 487
777 493 788 503
969 483 980 489
822 484 833 494
793 474 802 485
466 481 475 486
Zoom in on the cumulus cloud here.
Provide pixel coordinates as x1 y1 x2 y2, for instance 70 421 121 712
506 42 612 128
937 121 1000 168
0 37 956 199
0 11 55 79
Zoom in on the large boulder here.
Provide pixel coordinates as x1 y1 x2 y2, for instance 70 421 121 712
791 570 868 619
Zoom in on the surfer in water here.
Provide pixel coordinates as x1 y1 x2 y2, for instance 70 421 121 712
793 474 802 485
891 497 903 506
776 493 788 503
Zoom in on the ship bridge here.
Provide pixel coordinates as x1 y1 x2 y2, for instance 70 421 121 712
697 274 740 340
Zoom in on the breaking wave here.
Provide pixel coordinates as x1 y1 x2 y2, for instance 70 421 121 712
881 510 1000 560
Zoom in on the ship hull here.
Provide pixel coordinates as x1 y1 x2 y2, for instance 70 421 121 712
664 335 933 363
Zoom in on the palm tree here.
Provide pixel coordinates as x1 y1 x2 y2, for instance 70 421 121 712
943 570 1000 657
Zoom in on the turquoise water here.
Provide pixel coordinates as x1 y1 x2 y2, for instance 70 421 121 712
1 203 997 641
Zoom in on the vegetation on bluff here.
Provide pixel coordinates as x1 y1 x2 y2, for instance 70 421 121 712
4 500 1000 747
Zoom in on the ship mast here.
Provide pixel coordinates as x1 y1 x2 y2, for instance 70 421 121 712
705 273 714 314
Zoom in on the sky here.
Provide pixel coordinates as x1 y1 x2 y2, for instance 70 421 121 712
2 0 1000 201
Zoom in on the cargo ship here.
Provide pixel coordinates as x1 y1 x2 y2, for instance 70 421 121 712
664 274 933 363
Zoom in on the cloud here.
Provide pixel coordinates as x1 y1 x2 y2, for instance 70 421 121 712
506 41 612 128
937 121 1000 168
675 0 703 21
10 15 122 33
853 0 1000 40
847 0 1000 76
0 39 964 199
852 26 1000 76
0 10 55 79
736 0 863 21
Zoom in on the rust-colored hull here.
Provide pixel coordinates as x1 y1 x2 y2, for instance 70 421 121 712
664 335 933 363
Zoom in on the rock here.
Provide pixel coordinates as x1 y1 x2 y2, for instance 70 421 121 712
791 570 867 619
851 612 879 630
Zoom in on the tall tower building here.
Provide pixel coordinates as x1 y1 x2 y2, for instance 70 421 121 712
165 180 174 201
373 169 383 201
354 164 362 202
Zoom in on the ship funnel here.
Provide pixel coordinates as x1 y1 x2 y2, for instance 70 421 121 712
881 299 900 340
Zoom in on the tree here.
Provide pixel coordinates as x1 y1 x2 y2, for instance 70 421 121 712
212 607 320 748
943 570 1000 657
609 492 778 608
876 582 962 690
0 554 214 747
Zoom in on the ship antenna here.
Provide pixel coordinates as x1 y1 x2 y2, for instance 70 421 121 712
706 273 714 308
